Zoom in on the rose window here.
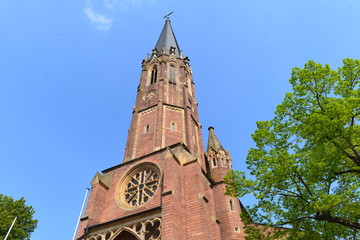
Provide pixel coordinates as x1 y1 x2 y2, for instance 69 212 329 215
117 164 161 209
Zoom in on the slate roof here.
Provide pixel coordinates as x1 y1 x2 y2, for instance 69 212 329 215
154 18 181 58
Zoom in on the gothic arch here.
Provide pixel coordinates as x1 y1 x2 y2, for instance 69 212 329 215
110 227 141 240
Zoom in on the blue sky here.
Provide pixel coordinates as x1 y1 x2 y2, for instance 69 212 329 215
1 0 360 239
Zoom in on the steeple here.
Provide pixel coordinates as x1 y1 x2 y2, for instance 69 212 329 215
154 18 181 58
123 18 204 167
75 18 247 240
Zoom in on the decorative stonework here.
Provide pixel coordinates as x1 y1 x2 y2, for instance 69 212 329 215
86 218 161 240
139 106 157 115
143 89 158 101
165 106 182 112
116 163 161 209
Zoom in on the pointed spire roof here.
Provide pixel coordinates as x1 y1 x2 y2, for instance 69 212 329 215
154 18 181 58
206 127 225 152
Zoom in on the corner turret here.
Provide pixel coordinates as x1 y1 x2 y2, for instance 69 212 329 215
205 127 232 183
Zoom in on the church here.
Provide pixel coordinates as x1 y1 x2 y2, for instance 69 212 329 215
75 18 247 240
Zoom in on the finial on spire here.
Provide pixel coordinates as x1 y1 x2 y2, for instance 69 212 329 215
163 11 174 19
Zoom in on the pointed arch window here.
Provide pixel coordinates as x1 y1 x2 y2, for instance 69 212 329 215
169 65 176 83
150 67 158 85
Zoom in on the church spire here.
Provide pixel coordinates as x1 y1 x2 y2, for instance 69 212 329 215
154 18 181 57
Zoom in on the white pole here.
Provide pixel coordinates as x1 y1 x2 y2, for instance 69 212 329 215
4 216 17 240
72 188 90 240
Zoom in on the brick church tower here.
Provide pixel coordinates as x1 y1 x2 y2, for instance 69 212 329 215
76 18 246 240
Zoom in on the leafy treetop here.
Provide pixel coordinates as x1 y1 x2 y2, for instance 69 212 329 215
0 194 38 240
225 58 360 239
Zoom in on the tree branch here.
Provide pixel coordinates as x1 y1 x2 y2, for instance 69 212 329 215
273 186 310 204
294 171 314 197
279 216 313 226
287 172 307 201
314 212 360 230
334 169 360 175
349 145 360 167
329 138 360 167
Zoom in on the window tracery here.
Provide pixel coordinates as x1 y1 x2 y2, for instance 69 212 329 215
123 168 159 207
86 218 161 240
116 163 161 209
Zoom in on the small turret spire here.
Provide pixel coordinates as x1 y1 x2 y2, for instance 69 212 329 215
207 127 225 152
154 18 181 57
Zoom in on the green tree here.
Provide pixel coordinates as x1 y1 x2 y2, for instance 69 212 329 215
0 194 38 240
225 58 360 239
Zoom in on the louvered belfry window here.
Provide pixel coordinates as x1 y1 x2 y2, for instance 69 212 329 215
150 67 157 84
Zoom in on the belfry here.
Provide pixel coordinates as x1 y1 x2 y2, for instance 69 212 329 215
76 18 246 240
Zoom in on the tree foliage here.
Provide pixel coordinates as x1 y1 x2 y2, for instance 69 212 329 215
0 194 38 240
225 58 360 239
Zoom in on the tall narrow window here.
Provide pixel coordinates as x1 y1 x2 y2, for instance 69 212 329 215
229 199 234 211
144 124 150 134
169 66 176 83
212 158 217 167
221 158 226 167
150 67 157 84
171 122 176 131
